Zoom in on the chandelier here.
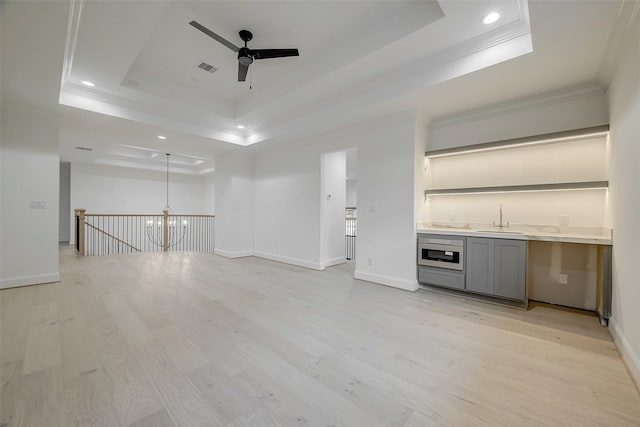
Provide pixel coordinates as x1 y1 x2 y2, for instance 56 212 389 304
145 154 188 249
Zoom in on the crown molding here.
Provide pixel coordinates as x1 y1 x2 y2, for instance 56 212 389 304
598 1 640 92
60 0 83 88
430 83 605 129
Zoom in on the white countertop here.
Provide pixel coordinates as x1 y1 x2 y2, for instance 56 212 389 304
416 223 612 245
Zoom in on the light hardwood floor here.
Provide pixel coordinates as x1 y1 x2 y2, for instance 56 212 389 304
2 246 639 426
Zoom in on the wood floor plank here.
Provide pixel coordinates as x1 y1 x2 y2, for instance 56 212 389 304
153 325 208 374
130 338 227 427
84 310 164 426
187 362 260 424
1 287 35 364
21 303 62 375
63 369 121 427
127 408 175 427
2 247 639 426
0 361 23 427
56 281 101 383
102 293 152 346
13 367 64 427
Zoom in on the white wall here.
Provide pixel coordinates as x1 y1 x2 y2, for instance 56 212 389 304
321 150 347 267
214 150 254 258
253 142 323 269
346 180 357 207
346 147 358 207
1 0 68 288
69 163 210 242
429 85 608 151
607 16 640 384
1 107 61 288
253 114 419 290
59 162 71 241
203 172 216 214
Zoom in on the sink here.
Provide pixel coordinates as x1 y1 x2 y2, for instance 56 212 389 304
476 229 524 234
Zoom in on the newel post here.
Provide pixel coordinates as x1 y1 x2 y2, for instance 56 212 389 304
162 209 169 252
76 208 86 258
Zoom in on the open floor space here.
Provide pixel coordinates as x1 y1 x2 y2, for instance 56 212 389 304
1 247 639 426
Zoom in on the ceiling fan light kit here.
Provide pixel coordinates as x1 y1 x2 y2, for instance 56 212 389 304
189 21 299 82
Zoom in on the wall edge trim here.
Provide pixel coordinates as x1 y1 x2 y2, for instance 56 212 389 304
214 249 253 259
609 317 640 392
253 251 324 271
0 272 60 289
323 256 347 268
354 270 419 291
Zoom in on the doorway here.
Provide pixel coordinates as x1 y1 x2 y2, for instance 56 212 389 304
320 148 357 269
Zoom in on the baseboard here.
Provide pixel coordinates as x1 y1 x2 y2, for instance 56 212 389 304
609 316 640 391
253 251 324 271
354 270 419 291
323 256 347 268
213 248 253 259
0 272 60 289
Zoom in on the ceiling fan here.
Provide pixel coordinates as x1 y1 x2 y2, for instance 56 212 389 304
189 21 299 82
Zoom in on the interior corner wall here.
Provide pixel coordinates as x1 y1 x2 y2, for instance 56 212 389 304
607 17 640 384
203 172 216 215
321 150 347 267
414 112 428 226
214 150 254 258
1 107 60 288
59 162 71 242
253 114 419 290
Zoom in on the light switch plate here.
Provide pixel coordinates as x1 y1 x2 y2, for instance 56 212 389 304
29 200 46 209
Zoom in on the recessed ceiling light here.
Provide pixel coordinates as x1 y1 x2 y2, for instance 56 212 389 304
81 80 95 87
237 125 245 129
483 12 500 24
157 135 167 140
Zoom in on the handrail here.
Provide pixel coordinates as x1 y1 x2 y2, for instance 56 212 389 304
74 208 215 257
84 222 141 252
84 214 215 217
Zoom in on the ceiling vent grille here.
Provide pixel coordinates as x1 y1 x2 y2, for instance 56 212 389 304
197 62 218 74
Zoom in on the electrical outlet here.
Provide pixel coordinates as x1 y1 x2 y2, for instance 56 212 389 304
368 257 374 266
559 273 568 285
29 200 46 209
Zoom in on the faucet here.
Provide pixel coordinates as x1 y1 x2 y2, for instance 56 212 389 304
493 204 509 229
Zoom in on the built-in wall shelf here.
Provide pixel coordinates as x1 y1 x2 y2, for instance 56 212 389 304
425 125 609 158
425 181 609 197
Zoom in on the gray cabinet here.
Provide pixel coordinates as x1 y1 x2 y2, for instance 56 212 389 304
466 238 495 295
493 239 527 300
466 237 527 301
418 267 465 290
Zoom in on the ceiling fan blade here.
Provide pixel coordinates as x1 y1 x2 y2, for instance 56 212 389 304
238 62 249 82
250 49 299 60
189 21 239 52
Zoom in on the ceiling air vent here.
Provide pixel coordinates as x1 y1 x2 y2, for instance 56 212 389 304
76 146 93 151
197 62 218 74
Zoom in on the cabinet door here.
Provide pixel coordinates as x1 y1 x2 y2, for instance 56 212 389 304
494 240 527 301
466 237 494 295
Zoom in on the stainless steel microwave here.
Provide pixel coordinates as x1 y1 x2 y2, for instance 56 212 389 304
418 236 465 271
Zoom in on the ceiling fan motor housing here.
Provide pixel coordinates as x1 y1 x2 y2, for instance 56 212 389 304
238 47 253 65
